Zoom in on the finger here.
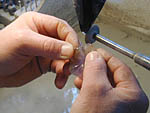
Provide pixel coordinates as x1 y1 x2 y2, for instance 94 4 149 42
20 30 74 59
51 60 69 74
55 61 69 89
74 76 82 89
37 57 52 73
55 73 68 89
81 51 112 94
51 60 70 89
51 60 57 73
63 61 71 76
53 60 65 89
22 12 79 48
97 48 139 87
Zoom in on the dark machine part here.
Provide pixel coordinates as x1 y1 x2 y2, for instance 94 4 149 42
85 25 150 71
73 0 106 33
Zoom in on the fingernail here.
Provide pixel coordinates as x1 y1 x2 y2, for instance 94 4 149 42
61 43 73 59
89 51 99 61
85 51 104 67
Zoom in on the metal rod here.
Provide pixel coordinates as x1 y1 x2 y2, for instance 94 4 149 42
95 34 150 70
84 25 150 70
96 34 136 59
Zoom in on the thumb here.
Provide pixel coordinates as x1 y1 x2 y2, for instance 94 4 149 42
20 30 74 59
81 51 112 94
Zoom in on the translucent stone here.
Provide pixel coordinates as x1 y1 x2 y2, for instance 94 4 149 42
69 41 96 76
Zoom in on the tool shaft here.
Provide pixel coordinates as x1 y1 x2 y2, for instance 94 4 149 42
95 34 150 70
84 25 150 70
96 34 136 58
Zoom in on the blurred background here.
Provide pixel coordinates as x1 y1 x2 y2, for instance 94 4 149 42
0 0 150 113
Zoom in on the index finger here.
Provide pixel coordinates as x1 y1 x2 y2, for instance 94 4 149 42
97 48 140 88
23 12 79 48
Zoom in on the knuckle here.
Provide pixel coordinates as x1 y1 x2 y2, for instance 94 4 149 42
42 39 60 57
57 20 73 40
120 64 132 74
121 64 128 70
97 48 105 53
59 20 71 31
59 21 68 29
97 48 113 57
60 20 69 26
19 12 38 23
43 39 52 56
20 11 36 17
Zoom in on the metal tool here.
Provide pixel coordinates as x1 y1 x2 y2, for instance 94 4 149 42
85 25 150 71
73 0 150 70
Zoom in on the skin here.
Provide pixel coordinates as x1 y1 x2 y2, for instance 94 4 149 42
0 12 78 88
72 49 149 113
0 12 148 113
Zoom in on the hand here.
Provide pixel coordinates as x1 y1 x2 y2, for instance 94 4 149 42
0 12 78 88
71 49 149 113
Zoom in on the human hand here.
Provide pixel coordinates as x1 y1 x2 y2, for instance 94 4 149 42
0 12 78 88
71 49 149 113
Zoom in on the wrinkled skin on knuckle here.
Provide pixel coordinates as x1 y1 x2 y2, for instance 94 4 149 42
117 66 132 79
42 39 61 58
18 12 38 31
97 48 113 59
57 20 72 39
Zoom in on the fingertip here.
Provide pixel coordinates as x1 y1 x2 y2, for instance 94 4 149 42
84 51 107 80
63 61 71 76
53 60 70 89
55 74 68 89
85 51 98 60
85 51 105 67
74 77 83 89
